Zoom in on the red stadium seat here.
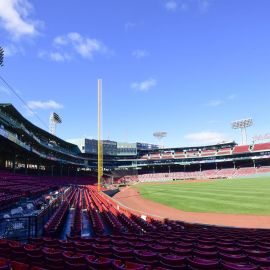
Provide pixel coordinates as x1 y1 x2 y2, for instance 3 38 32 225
221 262 258 270
0 259 9 270
86 255 112 270
187 257 219 270
112 260 145 270
10 261 29 270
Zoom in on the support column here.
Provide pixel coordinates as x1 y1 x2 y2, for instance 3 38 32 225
24 158 28 175
12 153 16 173
38 161 40 176
253 160 256 168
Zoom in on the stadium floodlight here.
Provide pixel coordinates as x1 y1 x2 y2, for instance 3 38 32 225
231 118 253 145
153 131 167 148
49 112 62 135
0 47 4 67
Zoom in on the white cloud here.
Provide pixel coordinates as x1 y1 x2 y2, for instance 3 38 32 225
198 0 211 13
185 131 228 145
132 49 149 59
38 51 72 62
27 100 63 110
124 21 136 31
49 52 71 62
206 94 237 107
3 44 24 57
0 0 41 39
165 1 178 11
54 32 109 59
206 100 223 107
164 0 211 13
40 32 110 62
53 36 68 46
131 78 157 92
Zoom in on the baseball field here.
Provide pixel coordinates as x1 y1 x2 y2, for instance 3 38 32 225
135 177 270 215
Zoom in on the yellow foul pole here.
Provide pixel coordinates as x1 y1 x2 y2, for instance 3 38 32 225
97 79 103 192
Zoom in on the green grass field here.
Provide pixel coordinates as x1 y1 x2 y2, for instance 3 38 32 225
135 177 270 215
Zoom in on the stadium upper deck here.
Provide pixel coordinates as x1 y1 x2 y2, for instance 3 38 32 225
0 104 85 175
136 141 270 163
1 103 270 175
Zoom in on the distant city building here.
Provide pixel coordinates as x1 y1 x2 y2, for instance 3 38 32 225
117 142 159 156
117 142 137 156
136 142 159 151
103 140 118 156
67 138 117 156
68 138 158 156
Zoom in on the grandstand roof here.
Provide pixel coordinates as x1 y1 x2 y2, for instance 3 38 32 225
0 103 80 153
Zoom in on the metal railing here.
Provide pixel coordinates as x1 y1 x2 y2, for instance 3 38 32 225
0 193 64 241
0 216 36 241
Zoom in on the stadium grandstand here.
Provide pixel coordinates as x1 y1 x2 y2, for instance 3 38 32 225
1 102 270 269
0 103 86 177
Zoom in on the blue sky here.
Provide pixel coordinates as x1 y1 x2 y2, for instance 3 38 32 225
0 0 269 147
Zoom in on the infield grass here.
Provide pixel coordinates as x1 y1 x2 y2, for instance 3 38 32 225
135 177 270 215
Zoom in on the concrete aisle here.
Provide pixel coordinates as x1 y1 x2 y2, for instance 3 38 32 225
60 208 74 240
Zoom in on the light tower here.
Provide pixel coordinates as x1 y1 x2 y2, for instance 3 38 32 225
231 118 253 145
0 47 4 67
97 79 103 192
153 131 167 148
49 112 62 135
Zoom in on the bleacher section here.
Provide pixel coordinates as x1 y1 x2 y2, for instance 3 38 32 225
138 142 270 162
174 152 185 158
253 143 270 152
186 151 199 158
0 171 95 214
234 168 257 178
200 150 217 157
1 186 270 269
216 148 232 156
119 166 270 184
233 145 250 154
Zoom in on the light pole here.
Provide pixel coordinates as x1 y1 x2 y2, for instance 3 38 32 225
97 79 103 192
153 131 167 148
231 118 253 145
0 47 4 67
49 112 62 136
